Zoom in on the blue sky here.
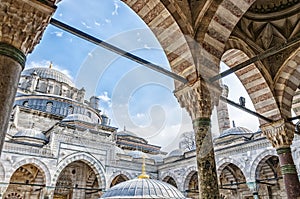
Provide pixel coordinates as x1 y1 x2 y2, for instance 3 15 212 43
26 0 259 151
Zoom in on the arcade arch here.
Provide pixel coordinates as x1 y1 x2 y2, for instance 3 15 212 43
1 0 300 198
3 164 46 199
110 174 130 187
162 176 178 188
219 163 250 199
255 155 283 198
183 170 198 199
53 160 100 199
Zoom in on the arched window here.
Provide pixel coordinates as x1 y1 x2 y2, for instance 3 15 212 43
23 101 29 107
68 106 74 115
46 102 53 112
87 111 91 118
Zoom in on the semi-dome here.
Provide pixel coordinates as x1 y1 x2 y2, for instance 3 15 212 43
168 149 184 157
62 114 93 123
100 178 185 199
220 127 253 138
22 67 74 87
13 129 48 142
149 154 165 163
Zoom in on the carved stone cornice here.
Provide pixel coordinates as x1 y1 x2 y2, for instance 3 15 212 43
174 79 220 120
0 0 56 57
260 119 295 148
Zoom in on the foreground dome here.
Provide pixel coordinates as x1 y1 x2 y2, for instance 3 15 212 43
100 178 185 199
22 67 74 87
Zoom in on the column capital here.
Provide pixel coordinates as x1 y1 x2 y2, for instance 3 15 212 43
0 0 56 57
174 79 221 120
260 119 295 149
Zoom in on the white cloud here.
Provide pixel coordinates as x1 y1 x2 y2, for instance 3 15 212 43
58 13 63 17
98 91 112 107
81 21 91 29
94 21 101 26
112 1 120 15
105 19 111 24
52 31 63 37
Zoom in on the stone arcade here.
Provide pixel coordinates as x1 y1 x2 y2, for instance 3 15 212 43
1 0 300 198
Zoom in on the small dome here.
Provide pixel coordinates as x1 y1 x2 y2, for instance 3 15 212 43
168 149 184 157
101 178 185 199
220 127 253 137
62 114 93 123
150 154 165 163
117 130 137 137
22 67 74 87
13 129 48 142
127 150 149 159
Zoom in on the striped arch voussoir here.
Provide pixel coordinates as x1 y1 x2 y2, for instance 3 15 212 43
217 157 246 178
12 158 51 186
275 49 300 118
249 149 277 181
51 152 106 189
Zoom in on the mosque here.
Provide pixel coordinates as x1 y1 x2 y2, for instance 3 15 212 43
1 0 300 198
0 64 299 199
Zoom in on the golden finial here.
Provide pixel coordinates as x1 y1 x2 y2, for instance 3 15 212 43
49 61 53 69
138 155 149 179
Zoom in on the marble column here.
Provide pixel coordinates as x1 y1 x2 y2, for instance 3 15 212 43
175 80 220 199
0 0 57 155
261 119 300 199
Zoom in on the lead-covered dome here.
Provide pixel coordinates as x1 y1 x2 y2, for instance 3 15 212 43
168 149 184 157
220 127 253 137
100 178 185 199
13 129 48 146
22 67 74 87
14 129 48 141
62 114 93 123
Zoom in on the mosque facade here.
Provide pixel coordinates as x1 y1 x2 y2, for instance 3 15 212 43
0 65 299 199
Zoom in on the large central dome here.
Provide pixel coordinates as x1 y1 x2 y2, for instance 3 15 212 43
22 67 74 87
101 178 186 199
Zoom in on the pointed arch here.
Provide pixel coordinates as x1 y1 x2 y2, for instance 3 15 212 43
160 171 179 188
217 157 246 178
108 171 132 187
222 48 281 123
274 48 300 118
249 149 277 181
51 152 106 189
121 0 196 82
12 158 51 186
182 166 197 192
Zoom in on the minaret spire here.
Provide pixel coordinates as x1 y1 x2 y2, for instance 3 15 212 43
138 155 149 179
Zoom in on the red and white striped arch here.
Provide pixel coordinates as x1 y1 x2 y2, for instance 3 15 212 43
275 48 300 119
223 37 282 124
121 0 196 85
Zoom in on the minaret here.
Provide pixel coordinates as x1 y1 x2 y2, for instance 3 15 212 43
216 84 231 135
